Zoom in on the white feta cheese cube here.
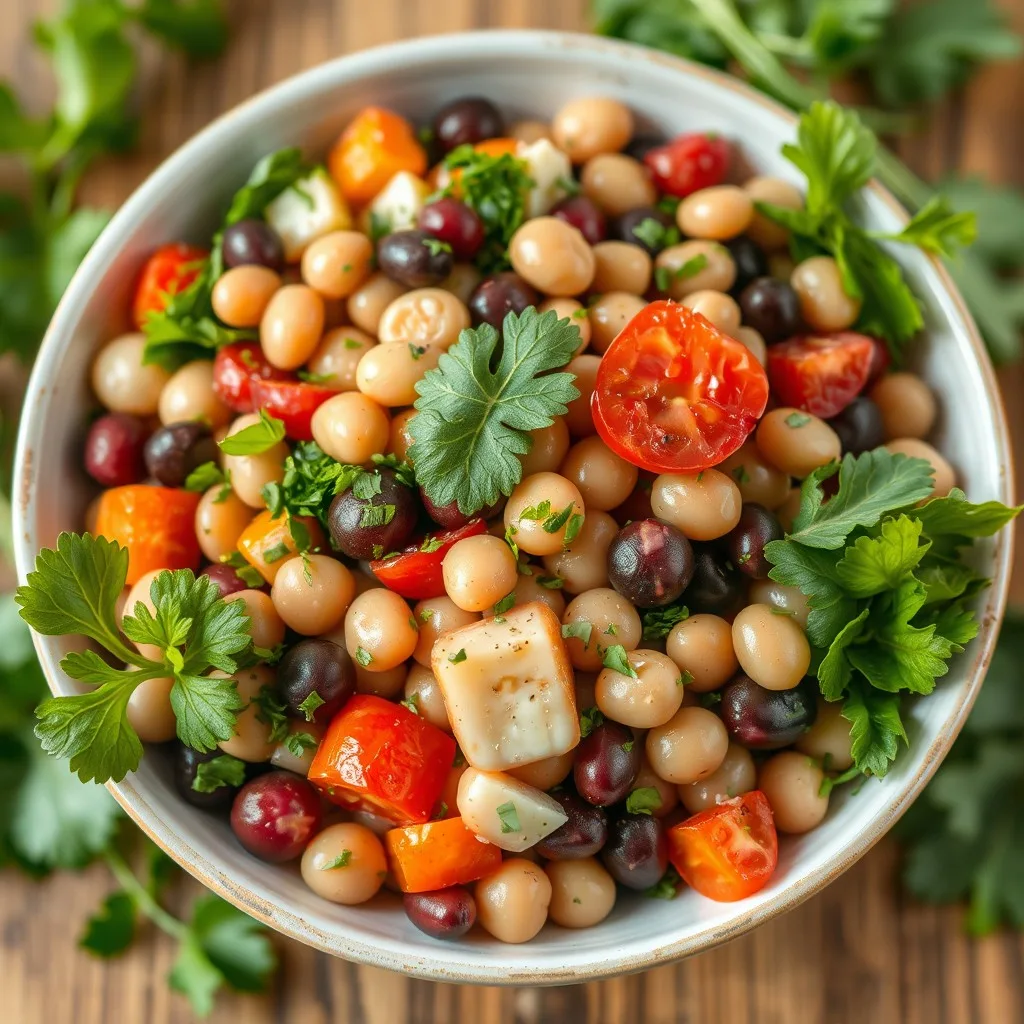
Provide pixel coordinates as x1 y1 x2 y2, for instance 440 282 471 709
517 138 572 218
364 171 432 232
457 767 568 852
264 167 351 262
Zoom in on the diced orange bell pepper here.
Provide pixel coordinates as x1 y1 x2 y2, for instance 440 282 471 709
328 107 427 206
308 695 455 825
385 816 502 893
94 486 202 585
237 510 325 584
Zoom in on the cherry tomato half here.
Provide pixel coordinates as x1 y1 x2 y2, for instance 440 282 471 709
369 519 487 599
667 790 778 902
132 243 207 330
644 133 730 198
212 341 293 414
766 331 877 419
592 301 769 475
249 378 337 441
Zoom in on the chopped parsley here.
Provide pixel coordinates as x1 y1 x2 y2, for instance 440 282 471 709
496 801 521 834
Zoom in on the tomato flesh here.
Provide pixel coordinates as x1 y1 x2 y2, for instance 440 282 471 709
668 791 778 902
212 341 294 413
592 301 769 475
132 243 207 330
766 331 877 419
644 133 730 198
370 519 487 599
385 817 502 893
249 378 337 441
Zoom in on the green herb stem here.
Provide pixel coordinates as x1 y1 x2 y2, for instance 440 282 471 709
103 847 187 941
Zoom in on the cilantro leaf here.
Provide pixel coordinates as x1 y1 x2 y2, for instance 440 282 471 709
911 488 1024 540
644 865 682 900
133 0 230 58
217 409 286 456
834 515 928 597
192 754 246 794
409 307 581 514
184 461 226 493
579 706 604 738
79 891 136 958
625 787 662 815
641 602 689 641
496 800 521 834
817 608 869 701
842 680 907 778
297 691 325 722
879 194 977 257
170 674 245 754
601 644 638 678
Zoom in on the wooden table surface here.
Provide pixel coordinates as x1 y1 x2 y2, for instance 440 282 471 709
3 2 1024 1022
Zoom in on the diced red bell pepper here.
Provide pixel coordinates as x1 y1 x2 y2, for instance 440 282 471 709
132 243 207 330
385 817 502 893
212 341 294 414
249 378 337 441
94 485 201 585
307 695 455 825
369 519 486 599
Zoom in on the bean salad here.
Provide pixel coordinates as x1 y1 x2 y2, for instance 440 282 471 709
17 92 1019 945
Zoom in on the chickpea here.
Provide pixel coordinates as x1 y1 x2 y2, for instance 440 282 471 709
543 510 617 594
651 469 742 541
665 613 737 693
306 327 376 391
301 230 374 299
300 823 388 904
588 291 646 354
717 442 792 509
677 185 754 241
735 326 767 365
680 289 741 335
91 333 170 415
744 176 804 250
645 706 729 785
211 265 281 327
507 750 574 790
489 571 567 619
885 438 955 496
509 217 595 297
775 487 802 532
441 263 482 306
504 472 585 556
222 413 288 508
539 298 591 354
590 240 652 296
796 699 854 770
260 284 325 370
747 579 810 629
870 373 937 441
790 256 861 333
678 742 756 814
442 535 519 612
559 436 638 512
412 596 479 667
347 271 407 335
655 241 736 300
218 664 277 762
580 154 656 216
510 119 551 144
126 676 177 743
356 340 441 408
596 648 683 728
564 354 601 437
546 858 617 928
756 408 841 479
758 751 829 834
377 288 471 350
271 718 324 775
475 859 552 943
551 96 633 163
311 392 390 466
159 360 231 428
195 486 254 563
344 588 418 672
519 417 571 477
731 603 810 691
561 588 642 671
354 661 408 698
271 554 355 636
230 589 286 649
404 663 452 732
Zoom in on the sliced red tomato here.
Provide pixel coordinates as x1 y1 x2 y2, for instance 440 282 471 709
766 331 877 419
212 341 294 413
132 242 207 329
249 378 337 441
592 301 769 475
667 791 778 902
644 133 730 198
369 519 487 599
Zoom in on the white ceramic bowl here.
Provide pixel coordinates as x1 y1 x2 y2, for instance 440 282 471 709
14 30 1014 983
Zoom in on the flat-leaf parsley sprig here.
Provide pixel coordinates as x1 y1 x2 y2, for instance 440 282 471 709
409 307 582 516
16 532 254 783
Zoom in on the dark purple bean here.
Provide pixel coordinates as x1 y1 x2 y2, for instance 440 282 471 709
468 272 539 329
535 791 608 859
551 195 607 245
829 396 885 455
222 218 284 272
143 421 217 487
277 638 355 725
601 813 668 890
174 745 240 810
607 519 694 608
327 468 419 560
724 235 769 296
432 97 504 154
574 720 641 807
377 229 453 288
611 205 675 255
683 545 745 616
420 488 505 530
403 887 477 940
418 198 485 261
738 277 803 344
200 562 259 598
84 413 148 487
720 674 818 750
725 503 783 580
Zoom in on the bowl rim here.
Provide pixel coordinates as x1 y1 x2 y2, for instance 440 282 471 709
13 27 1015 983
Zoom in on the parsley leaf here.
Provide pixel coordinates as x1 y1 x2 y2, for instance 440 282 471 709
217 409 285 456
602 644 638 678
834 515 929 597
561 621 593 647
80 891 136 958
409 307 581 514
579 706 604 738
496 800 521 834
320 850 352 870
842 680 907 778
641 602 689 641
184 461 226 493
880 194 977 257
625 787 662 815
644 865 681 900
192 754 246 794
297 691 325 722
